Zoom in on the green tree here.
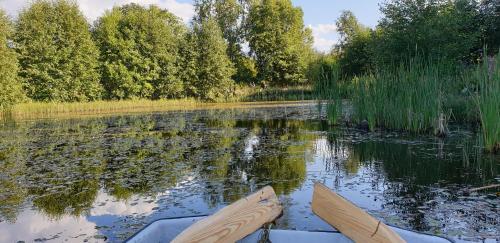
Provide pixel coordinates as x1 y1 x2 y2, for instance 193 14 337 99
479 0 500 54
214 0 243 61
215 0 259 83
193 0 215 23
335 11 373 78
0 10 24 108
15 0 101 102
247 0 314 86
374 0 480 65
336 11 364 46
194 0 243 60
193 18 236 100
178 30 200 97
93 4 186 99
194 0 257 83
232 55 258 83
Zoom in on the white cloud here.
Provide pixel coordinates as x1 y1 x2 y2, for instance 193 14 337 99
0 190 163 242
309 23 337 35
0 0 26 17
314 37 336 53
90 191 159 216
0 209 99 242
308 23 338 53
0 0 195 23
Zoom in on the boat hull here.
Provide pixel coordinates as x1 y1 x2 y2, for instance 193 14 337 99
126 216 453 243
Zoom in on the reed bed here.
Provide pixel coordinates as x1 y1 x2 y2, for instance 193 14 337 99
3 99 199 119
471 54 500 153
237 85 314 102
352 58 451 134
2 99 314 120
313 61 343 125
1 84 315 121
320 52 499 153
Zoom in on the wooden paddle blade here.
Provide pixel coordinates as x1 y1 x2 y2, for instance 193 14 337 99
312 183 406 243
172 186 282 243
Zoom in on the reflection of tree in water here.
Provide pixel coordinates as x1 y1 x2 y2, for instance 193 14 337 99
23 120 106 219
0 128 28 223
0 115 201 220
198 116 313 207
315 126 359 189
0 109 315 221
353 140 498 185
102 115 187 200
0 106 497 239
244 119 311 195
197 111 240 207
315 126 499 233
350 140 498 232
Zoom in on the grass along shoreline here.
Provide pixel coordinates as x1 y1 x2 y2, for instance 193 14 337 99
313 53 499 153
1 85 315 120
1 99 315 120
472 54 500 153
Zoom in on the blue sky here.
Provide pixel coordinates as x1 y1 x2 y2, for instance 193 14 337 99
0 0 385 52
295 0 383 27
178 0 385 51
294 0 384 51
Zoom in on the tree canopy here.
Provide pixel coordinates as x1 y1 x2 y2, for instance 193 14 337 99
335 11 373 78
479 0 500 54
193 18 236 100
247 0 314 86
374 0 480 65
0 10 24 108
327 0 499 78
1 0 499 107
93 4 187 100
193 0 258 84
15 0 101 102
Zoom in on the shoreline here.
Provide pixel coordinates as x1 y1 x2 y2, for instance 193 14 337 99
1 100 317 121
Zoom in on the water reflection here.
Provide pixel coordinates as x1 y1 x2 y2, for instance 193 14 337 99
0 104 498 242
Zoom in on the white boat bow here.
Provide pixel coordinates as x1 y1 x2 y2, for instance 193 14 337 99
126 216 453 243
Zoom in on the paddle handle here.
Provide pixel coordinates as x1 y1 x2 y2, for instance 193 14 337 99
312 183 406 243
172 186 282 243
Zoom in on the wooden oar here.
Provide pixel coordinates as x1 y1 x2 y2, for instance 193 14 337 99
172 186 282 243
312 183 406 243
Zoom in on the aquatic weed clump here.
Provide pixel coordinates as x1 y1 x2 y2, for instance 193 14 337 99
313 58 343 125
352 57 450 135
471 52 500 153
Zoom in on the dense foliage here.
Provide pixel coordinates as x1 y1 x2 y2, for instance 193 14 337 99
329 0 499 75
15 0 101 102
314 0 500 153
479 0 500 54
0 0 498 151
353 58 450 134
0 10 24 109
193 0 257 84
374 0 480 65
0 0 312 105
247 0 314 86
93 4 186 99
471 53 500 152
193 18 236 100
335 11 373 79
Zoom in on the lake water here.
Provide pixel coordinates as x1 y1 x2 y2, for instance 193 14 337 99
0 103 498 242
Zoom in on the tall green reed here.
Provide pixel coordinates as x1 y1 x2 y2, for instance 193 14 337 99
353 57 451 134
313 58 342 125
471 53 500 153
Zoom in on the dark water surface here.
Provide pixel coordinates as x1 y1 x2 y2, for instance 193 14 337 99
0 103 498 242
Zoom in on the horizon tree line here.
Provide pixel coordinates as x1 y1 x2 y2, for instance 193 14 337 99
0 0 315 108
2 0 499 109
